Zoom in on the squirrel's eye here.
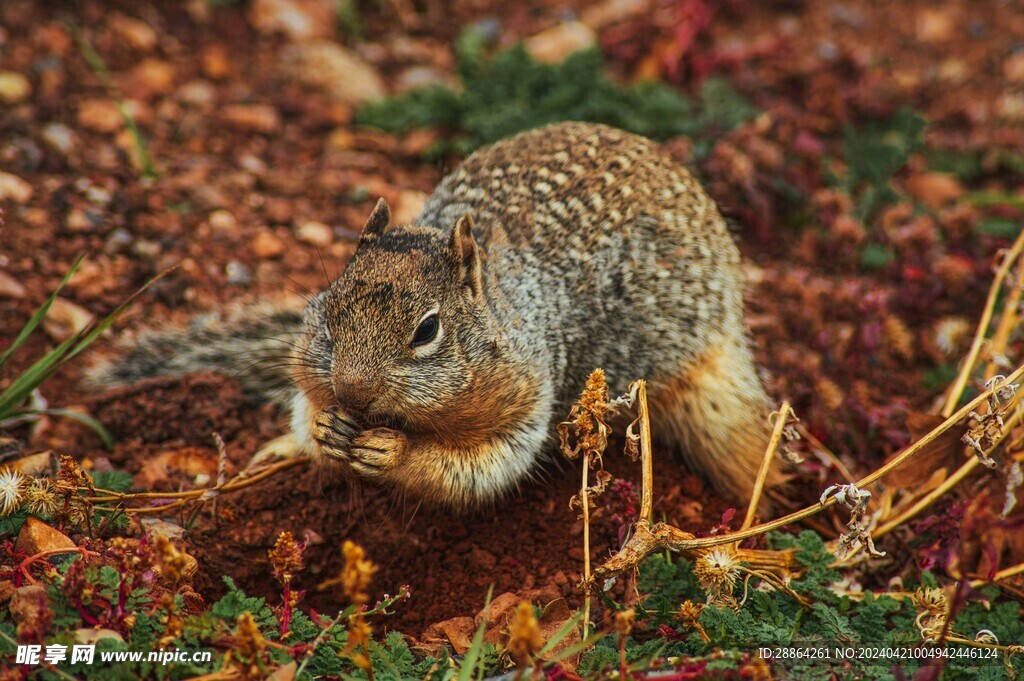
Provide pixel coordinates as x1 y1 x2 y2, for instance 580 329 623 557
411 314 439 347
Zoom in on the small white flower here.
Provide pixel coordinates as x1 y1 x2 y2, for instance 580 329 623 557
0 468 25 516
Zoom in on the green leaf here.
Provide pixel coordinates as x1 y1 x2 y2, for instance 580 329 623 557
91 469 135 493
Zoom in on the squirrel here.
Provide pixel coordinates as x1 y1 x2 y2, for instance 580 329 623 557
88 122 778 510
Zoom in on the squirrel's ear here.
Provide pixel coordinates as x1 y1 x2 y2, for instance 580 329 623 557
450 214 483 301
360 198 391 240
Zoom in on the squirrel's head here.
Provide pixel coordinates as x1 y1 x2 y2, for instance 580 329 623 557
297 198 496 429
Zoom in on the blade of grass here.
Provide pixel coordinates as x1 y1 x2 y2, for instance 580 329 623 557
0 255 83 370
10 408 114 449
457 585 494 681
541 631 606 666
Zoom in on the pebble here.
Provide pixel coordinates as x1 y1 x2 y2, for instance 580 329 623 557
14 518 74 557
0 270 27 298
208 209 239 234
279 40 385 106
394 65 452 93
77 98 123 133
176 79 217 108
119 59 176 100
252 230 286 259
43 297 95 341
65 208 94 232
525 21 596 63
201 45 232 80
222 104 281 133
393 189 428 224
104 228 133 254
0 171 32 203
905 172 964 209
41 122 76 155
296 220 333 247
249 0 337 41
107 13 158 52
225 260 252 285
1006 52 1024 84
0 70 31 104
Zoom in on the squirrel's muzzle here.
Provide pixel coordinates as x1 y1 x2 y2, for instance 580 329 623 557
332 373 377 414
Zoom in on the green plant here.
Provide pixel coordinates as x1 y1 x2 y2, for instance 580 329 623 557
0 257 114 447
833 107 927 220
356 30 756 157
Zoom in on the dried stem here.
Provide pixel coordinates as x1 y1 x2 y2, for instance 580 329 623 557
636 380 654 523
589 364 1024 588
87 457 308 514
741 402 790 531
580 453 592 641
941 230 1024 416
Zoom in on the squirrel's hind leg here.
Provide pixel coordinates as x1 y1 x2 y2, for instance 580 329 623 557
646 336 778 508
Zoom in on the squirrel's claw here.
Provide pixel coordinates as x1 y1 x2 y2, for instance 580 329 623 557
312 408 359 462
348 428 406 477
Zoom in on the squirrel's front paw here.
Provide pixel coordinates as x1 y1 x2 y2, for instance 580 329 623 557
348 428 407 477
312 408 360 462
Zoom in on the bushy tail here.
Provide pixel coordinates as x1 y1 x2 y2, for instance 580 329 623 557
85 299 307 407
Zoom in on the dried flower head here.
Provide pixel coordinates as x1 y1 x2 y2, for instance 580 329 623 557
155 534 196 585
269 531 304 587
233 611 267 660
613 608 635 637
320 540 378 607
0 467 25 516
912 586 948 641
22 478 58 517
694 547 740 604
558 368 612 463
933 317 971 357
677 600 710 642
883 315 915 361
506 602 542 668
56 454 90 493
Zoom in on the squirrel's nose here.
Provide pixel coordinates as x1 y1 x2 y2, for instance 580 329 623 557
332 374 375 414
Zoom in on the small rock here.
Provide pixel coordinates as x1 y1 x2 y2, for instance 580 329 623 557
917 8 953 43
208 209 239 235
905 172 964 209
0 580 14 603
296 220 332 246
475 591 520 629
0 70 31 104
249 0 336 41
393 189 428 224
176 79 217 108
119 59 176 101
0 270 27 298
0 171 32 203
107 13 158 52
140 517 187 541
10 584 48 631
394 65 452 93
43 297 95 341
74 628 124 644
252 230 286 259
15 517 76 555
8 451 52 475
222 104 281 133
326 127 355 150
423 616 476 655
201 44 232 80
104 228 133 254
225 260 252 285
77 98 123 133
525 21 596 63
1005 52 1024 84
267 662 297 681
280 41 385 106
41 122 76 155
65 208 95 232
